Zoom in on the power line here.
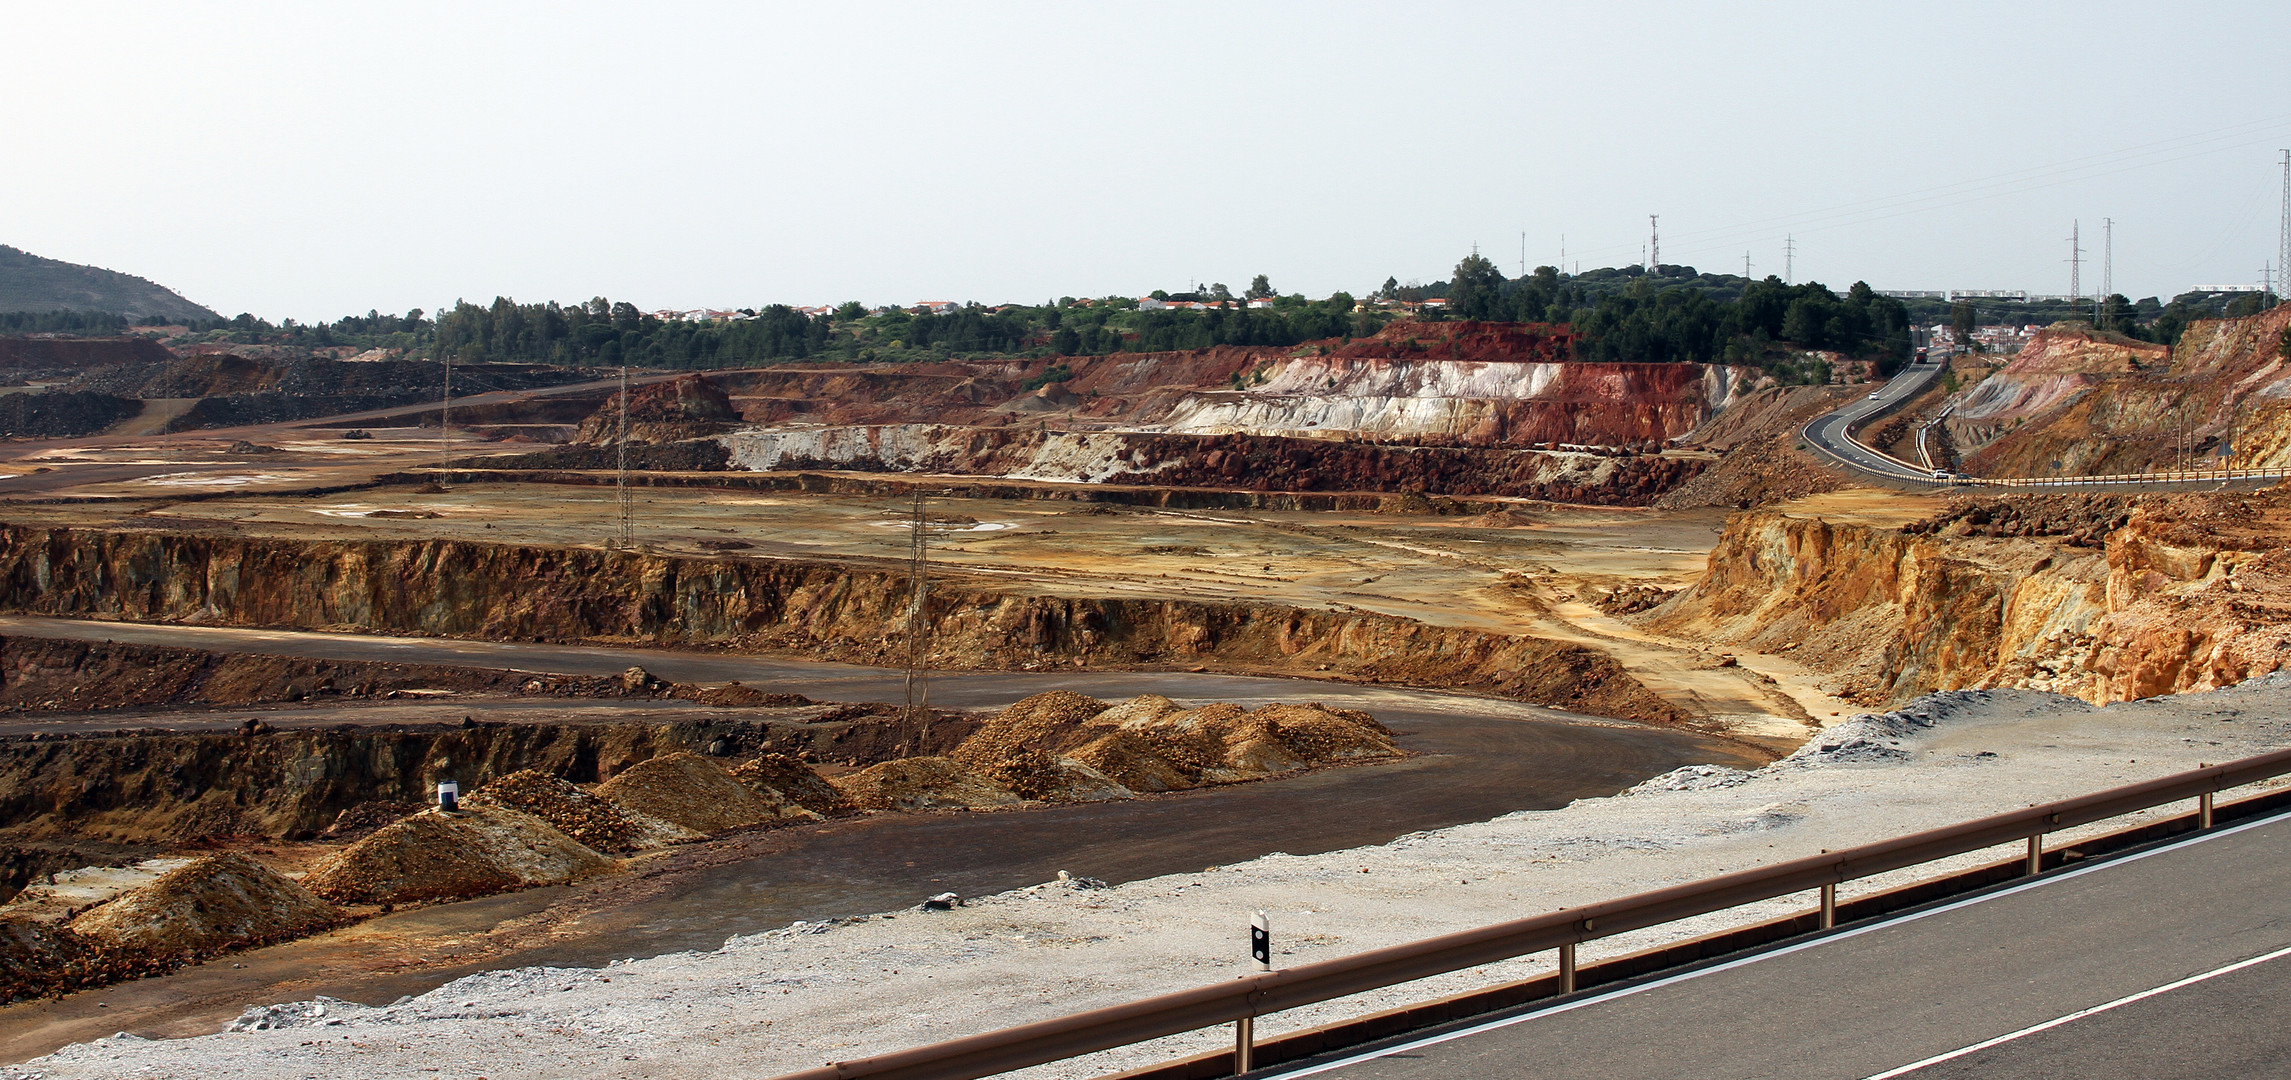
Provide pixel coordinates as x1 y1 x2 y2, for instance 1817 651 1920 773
615 364 633 550
2280 150 2290 302
2103 218 2114 299
905 487 930 724
1562 115 2291 267
437 353 452 488
2067 220 2083 304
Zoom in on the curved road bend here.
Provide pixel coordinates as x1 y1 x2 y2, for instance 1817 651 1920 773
0 616 1764 1060
1286 810 2291 1080
1799 359 1947 483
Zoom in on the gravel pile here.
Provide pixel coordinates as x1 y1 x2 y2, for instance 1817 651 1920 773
66 854 339 958
831 757 1023 811
1066 701 1399 793
729 754 855 816
594 753 815 834
947 691 1115 797
301 806 613 906
465 770 698 853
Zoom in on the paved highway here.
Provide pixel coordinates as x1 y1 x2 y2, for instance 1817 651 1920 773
1279 809 2291 1080
1798 359 1947 483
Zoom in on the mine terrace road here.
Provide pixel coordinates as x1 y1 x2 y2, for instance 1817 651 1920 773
0 366 708 496
1285 810 2291 1080
0 616 1765 1061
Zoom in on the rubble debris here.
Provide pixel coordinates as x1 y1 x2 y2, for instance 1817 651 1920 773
66 853 340 959
729 754 856 817
594 752 817 833
302 805 614 906
831 757 1023 811
466 769 699 853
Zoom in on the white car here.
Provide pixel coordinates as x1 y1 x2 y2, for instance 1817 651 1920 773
1868 391 1881 399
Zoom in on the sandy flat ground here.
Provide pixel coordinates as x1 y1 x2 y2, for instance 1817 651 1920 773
6 482 1900 734
13 677 2285 1080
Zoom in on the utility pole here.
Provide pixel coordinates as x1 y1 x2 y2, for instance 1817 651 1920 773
904 487 930 723
616 365 633 550
2067 221 2083 309
1559 235 1566 276
1520 232 1527 277
1784 235 1796 284
2101 217 2114 323
2279 150 2290 304
1648 215 1660 272
1744 251 1753 280
437 353 451 488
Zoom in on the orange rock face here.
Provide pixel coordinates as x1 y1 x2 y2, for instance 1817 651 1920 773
1646 488 2291 706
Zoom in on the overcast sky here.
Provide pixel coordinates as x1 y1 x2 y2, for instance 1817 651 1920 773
8 2 2289 320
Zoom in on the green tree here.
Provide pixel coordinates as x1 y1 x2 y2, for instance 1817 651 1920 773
1949 300 1976 346
1450 252 1506 320
1245 274 1274 300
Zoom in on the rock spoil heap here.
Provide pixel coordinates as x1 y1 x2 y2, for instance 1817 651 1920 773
593 752 820 833
464 769 698 853
302 805 614 906
833 692 1401 809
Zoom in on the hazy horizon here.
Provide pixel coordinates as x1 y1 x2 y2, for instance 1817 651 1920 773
8 1 2289 321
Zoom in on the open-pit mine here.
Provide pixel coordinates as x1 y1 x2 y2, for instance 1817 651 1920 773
4 308 2291 1076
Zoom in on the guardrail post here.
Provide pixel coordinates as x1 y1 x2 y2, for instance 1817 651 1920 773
1819 883 1836 930
1558 942 1576 994
1234 1017 1253 1075
2200 792 2214 829
2025 834 2041 876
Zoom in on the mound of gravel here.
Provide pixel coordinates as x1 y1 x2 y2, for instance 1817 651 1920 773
1625 764 1754 795
466 770 699 853
302 806 613 906
730 754 855 816
831 757 1023 811
678 682 815 708
67 853 339 958
947 691 1115 797
594 753 817 834
1067 701 1400 793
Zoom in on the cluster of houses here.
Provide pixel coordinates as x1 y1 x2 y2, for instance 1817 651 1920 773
646 294 1455 324
1926 323 2046 352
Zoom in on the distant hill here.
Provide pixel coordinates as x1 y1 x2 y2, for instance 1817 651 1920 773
0 245 219 322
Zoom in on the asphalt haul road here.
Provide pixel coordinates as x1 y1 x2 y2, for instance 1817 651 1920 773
1282 810 2291 1080
0 616 1766 1061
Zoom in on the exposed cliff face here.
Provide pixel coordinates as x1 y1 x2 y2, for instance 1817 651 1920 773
717 425 1705 503
684 326 1754 455
1647 490 2291 706
1947 309 2291 476
0 527 1678 722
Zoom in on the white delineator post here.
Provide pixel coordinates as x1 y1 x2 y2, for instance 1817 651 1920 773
437 781 459 813
1237 911 1270 1074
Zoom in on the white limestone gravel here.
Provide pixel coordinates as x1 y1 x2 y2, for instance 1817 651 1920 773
12 679 2291 1080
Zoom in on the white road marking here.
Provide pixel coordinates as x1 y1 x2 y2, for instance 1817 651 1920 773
1268 805 2291 1078
1859 941 2291 1079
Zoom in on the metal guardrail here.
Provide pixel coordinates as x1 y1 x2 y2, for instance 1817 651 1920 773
773 747 2291 1080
